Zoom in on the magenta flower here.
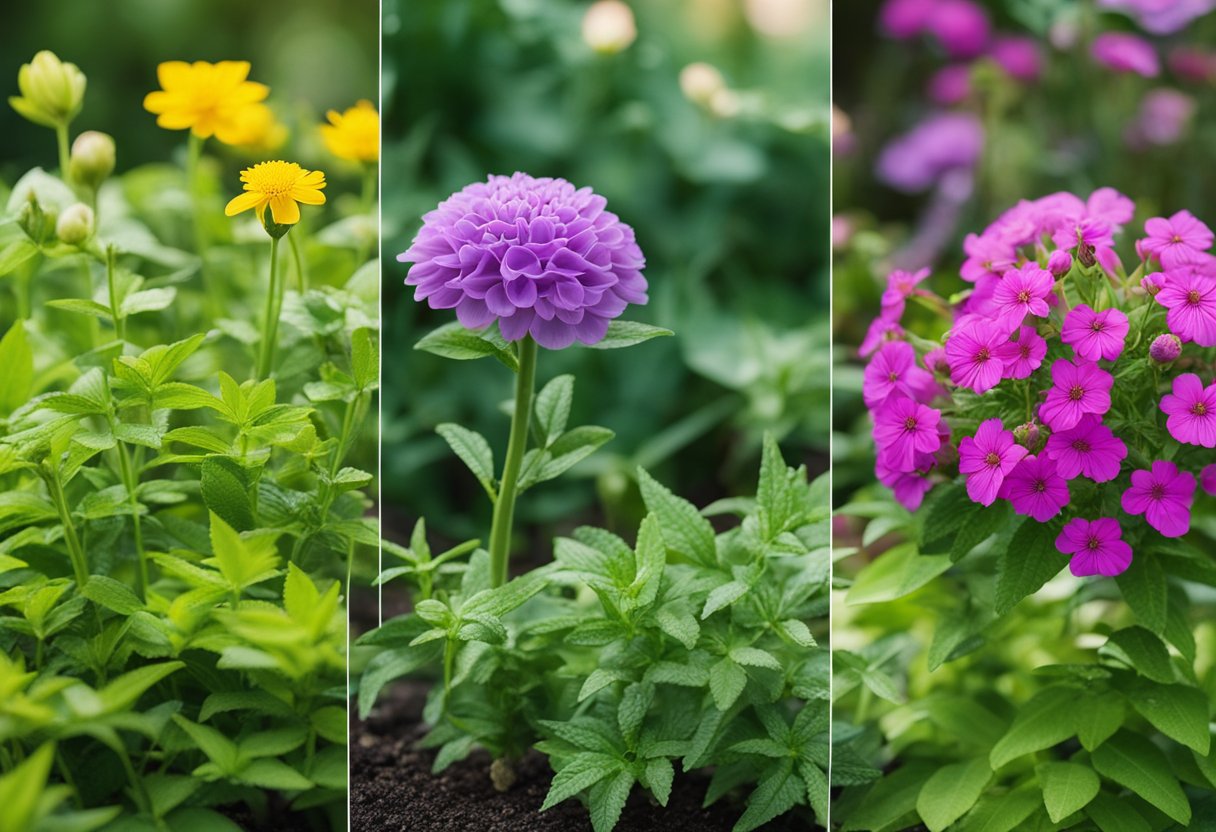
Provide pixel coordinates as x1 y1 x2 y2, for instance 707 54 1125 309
881 267 931 313
1039 359 1113 431
1092 32 1161 77
1047 250 1073 276
401 173 647 349
990 36 1044 82
1155 269 1216 346
995 325 1047 380
873 395 943 474
961 232 1017 283
1052 217 1114 255
879 0 936 38
859 314 905 357
1160 373 1216 447
1202 463 1216 496
925 0 991 58
876 112 984 194
1141 210 1213 269
1121 460 1196 538
958 418 1029 506
1099 0 1216 36
864 341 935 407
877 460 935 511
946 318 1007 393
1127 90 1197 150
927 65 971 105
1043 415 1128 482
1150 333 1183 363
991 263 1054 328
1057 518 1133 578
999 455 1070 522
1061 304 1129 362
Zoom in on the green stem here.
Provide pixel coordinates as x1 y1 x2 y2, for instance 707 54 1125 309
257 235 282 380
116 441 147 599
56 123 71 181
360 163 377 215
47 471 88 589
288 228 307 292
488 337 538 588
105 245 126 343
186 133 220 319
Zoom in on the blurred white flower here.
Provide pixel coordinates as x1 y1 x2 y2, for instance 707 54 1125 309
582 0 637 54
744 0 825 39
679 62 726 107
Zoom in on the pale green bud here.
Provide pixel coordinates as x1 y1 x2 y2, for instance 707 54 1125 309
9 50 87 129
56 203 94 246
68 131 116 189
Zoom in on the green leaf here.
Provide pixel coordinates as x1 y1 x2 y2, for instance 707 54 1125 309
994 519 1068 614
989 686 1077 769
172 715 240 773
350 326 379 390
207 512 279 594
703 580 749 619
729 646 781 671
1127 680 1211 754
1037 762 1100 823
709 657 747 710
1074 690 1125 751
1090 731 1191 825
584 320 673 350
82 576 143 615
916 757 992 832
0 320 34 416
1085 793 1151 832
0 742 56 832
236 758 312 791
534 374 574 445
953 786 1041 832
949 501 1010 561
98 661 185 714
1105 627 1174 683
415 322 518 370
846 542 951 605
462 572 546 618
588 768 635 832
734 759 802 832
200 456 256 531
45 298 114 320
777 618 816 648
637 467 717 567
654 604 700 649
435 424 496 499
841 764 934 832
121 287 177 316
0 239 38 277
1117 554 1168 634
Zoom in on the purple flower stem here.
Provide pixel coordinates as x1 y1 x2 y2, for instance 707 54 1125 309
489 335 539 588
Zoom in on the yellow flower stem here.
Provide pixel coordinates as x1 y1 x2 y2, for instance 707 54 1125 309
488 336 538 588
55 123 70 182
257 234 283 380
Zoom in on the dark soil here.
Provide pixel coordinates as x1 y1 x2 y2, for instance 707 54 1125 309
351 680 817 832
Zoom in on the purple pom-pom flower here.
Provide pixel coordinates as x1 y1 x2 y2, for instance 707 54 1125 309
399 172 648 350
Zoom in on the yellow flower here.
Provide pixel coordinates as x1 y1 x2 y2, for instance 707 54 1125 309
319 100 379 163
144 60 269 146
227 102 289 151
225 161 326 226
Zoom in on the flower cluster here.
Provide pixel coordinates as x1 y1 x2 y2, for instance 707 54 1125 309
864 187 1216 578
399 172 648 349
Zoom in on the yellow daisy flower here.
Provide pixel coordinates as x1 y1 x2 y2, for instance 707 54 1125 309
227 102 289 152
225 161 326 226
144 60 269 146
319 99 379 163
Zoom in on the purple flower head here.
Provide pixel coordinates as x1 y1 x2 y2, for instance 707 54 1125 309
958 418 1029 505
999 455 1070 521
1052 217 1114 255
1043 415 1128 482
877 459 935 511
1121 460 1196 537
991 36 1045 82
1140 210 1213 269
1092 32 1161 77
961 232 1018 283
946 317 1007 393
1099 0 1216 35
1040 359 1114 431
1047 250 1074 276
1169 46 1216 82
400 172 647 349
1061 304 1129 362
1127 89 1196 149
1160 373 1216 447
1058 518 1133 577
995 325 1047 380
1155 269 1216 346
926 0 991 58
1150 332 1183 363
991 263 1055 328
879 0 937 38
873 394 944 474
1087 187 1136 231
876 112 984 194
864 341 935 407
882 267 931 312
859 314 905 357
1202 463 1216 495
928 65 972 105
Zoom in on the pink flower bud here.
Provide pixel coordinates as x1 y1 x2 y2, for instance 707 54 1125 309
1047 250 1072 276
1150 333 1182 364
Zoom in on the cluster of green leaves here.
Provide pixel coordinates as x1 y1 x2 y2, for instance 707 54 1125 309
832 482 1216 831
360 436 830 831
1 129 377 830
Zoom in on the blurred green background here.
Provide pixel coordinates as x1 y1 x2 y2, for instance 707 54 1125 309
380 0 832 551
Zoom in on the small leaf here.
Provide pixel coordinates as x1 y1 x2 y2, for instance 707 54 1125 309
82 576 143 615
1037 761 1099 824
584 320 673 350
1105 627 1174 683
435 423 496 499
637 467 717 567
709 657 747 710
200 456 256 531
1091 731 1191 825
916 757 992 832
415 322 518 370
534 374 574 445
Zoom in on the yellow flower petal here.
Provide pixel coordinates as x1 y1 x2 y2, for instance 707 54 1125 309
268 194 300 225
225 191 264 217
290 186 326 205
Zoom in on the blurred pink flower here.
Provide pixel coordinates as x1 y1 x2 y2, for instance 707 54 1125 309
1092 32 1160 76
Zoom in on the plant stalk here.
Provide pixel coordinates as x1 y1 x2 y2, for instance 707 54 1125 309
56 123 71 181
105 245 126 343
488 336 538 588
257 234 283 380
47 471 89 589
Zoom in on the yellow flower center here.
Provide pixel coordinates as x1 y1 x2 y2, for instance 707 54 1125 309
242 161 307 196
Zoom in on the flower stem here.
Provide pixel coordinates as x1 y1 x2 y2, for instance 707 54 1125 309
488 336 538 588
105 245 126 343
56 123 70 182
46 470 88 589
114 438 147 599
186 133 220 320
257 235 282 380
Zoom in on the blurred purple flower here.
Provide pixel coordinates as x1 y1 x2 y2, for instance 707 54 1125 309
1169 46 1216 81
1126 89 1196 149
876 112 984 193
879 0 937 38
1092 32 1160 76
926 0 991 58
991 36 1045 81
1099 0 1216 35
401 172 647 349
927 65 972 105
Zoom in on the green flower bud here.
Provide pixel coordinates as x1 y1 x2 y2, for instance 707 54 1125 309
68 131 115 189
56 203 94 246
9 51 87 129
17 193 57 246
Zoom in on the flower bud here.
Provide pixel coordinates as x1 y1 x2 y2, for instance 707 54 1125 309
56 203 94 246
581 0 636 54
1150 333 1182 364
9 50 86 129
1046 250 1072 276
1141 273 1163 296
17 193 57 245
1013 421 1041 449
680 62 726 108
68 131 116 190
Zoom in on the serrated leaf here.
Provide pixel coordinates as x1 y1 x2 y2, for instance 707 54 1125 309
200 457 256 531
637 467 717 567
589 768 635 832
435 423 496 499
702 580 749 619
709 657 747 710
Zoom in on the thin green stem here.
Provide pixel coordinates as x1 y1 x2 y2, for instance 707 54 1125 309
105 245 126 343
186 133 220 319
360 163 377 215
116 441 147 599
56 123 71 181
488 337 538 588
46 471 88 588
288 228 307 292
257 235 282 380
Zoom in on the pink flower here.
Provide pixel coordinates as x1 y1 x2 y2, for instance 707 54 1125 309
928 65 972 105
873 395 944 474
1092 32 1160 77
995 325 1047 380
860 314 905 357
991 263 1054 328
1202 464 1216 496
999 455 1070 521
1141 210 1213 269
1039 359 1113 431
881 268 932 312
1043 415 1127 482
958 418 1029 506
991 36 1044 82
1060 304 1129 362
877 460 935 511
1052 217 1114 255
1160 373 1216 447
1155 269 1216 346
960 233 1017 283
879 0 936 38
1047 250 1073 276
946 318 1007 393
864 341 935 407
1121 460 1196 538
1057 518 1133 578
926 0 991 58
1150 333 1183 363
